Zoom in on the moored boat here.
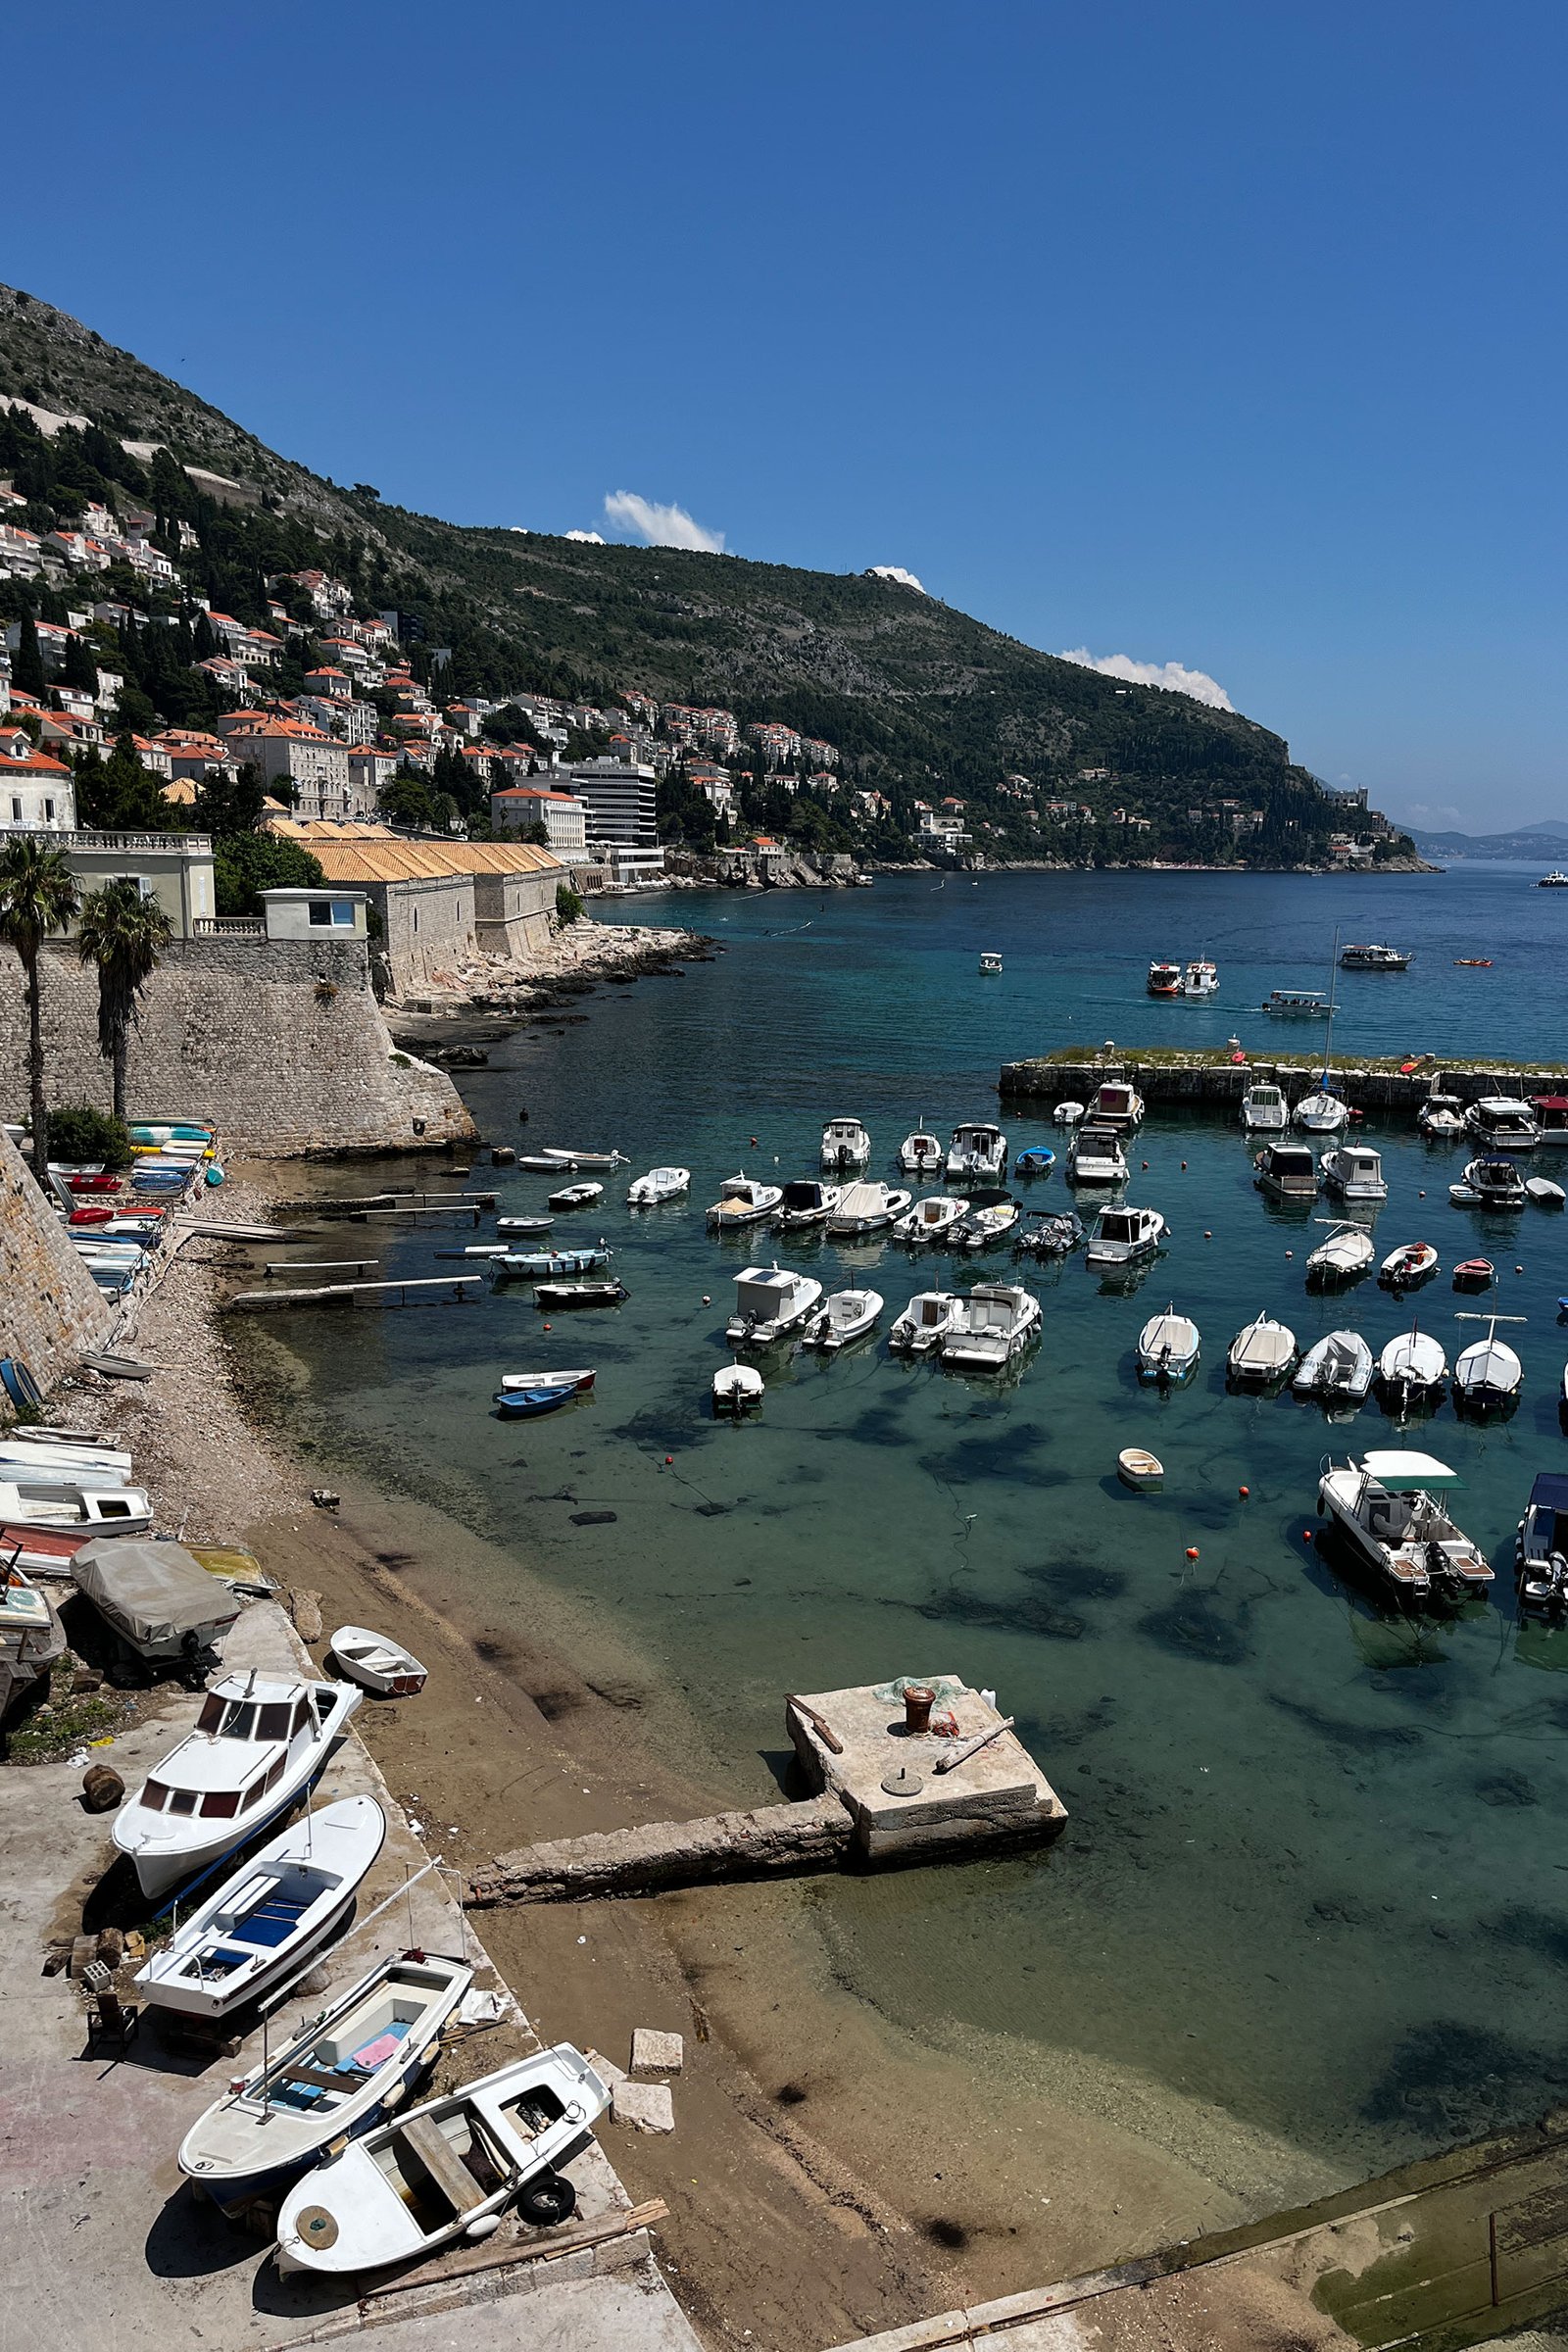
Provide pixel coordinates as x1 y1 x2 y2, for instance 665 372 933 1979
1148 960 1183 997
888 1291 963 1352
1379 1242 1439 1288
1527 1176 1567 1207
947 1122 1008 1182
953 1190 1020 1250
1293 1330 1374 1405
1515 1473 1568 1615
1053 1100 1085 1126
1452 1313 1525 1409
499 1369 595 1394
1228 1312 1298 1385
1240 1083 1288 1135
546 1182 604 1210
532 1280 627 1310
1377 1322 1447 1405
495 1215 555 1238
1418 1091 1465 1141
939 1284 1041 1370
725 1264 822 1346
1321 1145 1388 1202
1086 1205 1166 1270
803 1289 884 1350
626 1166 690 1206
1295 1080 1348 1134
1183 958 1218 997
1136 1306 1200 1383
892 1194 968 1244
1306 1221 1375 1285
826 1182 909 1237
1455 1155 1527 1210
1452 1257 1494 1290
1066 1125 1129 1185
496 1247 612 1280
1015 1208 1085 1258
1090 1081 1145 1131
712 1361 764 1415
898 1126 944 1176
1014 1147 1056 1178
1254 1143 1319 1200
821 1116 872 1170
776 1179 843 1230
707 1174 784 1228
1318 1451 1491 1603
1465 1098 1540 1152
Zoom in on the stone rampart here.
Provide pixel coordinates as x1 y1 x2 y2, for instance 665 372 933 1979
0 1128 113 1397
0 939 474 1156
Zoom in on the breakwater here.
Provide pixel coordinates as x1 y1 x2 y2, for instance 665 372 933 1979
999 1051 1568 1121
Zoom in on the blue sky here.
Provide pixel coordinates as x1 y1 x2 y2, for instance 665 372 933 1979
8 3 1563 828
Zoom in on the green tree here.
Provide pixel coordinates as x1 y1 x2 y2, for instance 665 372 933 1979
100 732 168 829
213 832 324 916
0 838 81 1183
60 629 99 694
75 877 172 1119
193 760 265 839
556 881 584 925
12 609 45 698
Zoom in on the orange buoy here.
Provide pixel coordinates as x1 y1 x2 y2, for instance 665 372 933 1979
1186 1546 1200 1560
665 1454 673 1465
1239 1486 1250 1498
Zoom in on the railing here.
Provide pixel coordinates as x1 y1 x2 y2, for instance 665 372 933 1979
193 916 266 936
54 830 214 853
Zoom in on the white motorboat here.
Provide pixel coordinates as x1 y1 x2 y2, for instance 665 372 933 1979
498 1369 595 1394
888 1291 964 1353
1379 1242 1440 1288
899 1126 945 1176
1183 958 1218 997
1318 1451 1492 1602
979 951 1004 974
803 1289 884 1349
947 1123 1008 1182
893 1194 968 1244
275 2045 612 2276
1465 1098 1540 1152
940 1284 1042 1370
1457 1154 1527 1210
71 1538 240 1664
1293 1330 1374 1404
707 1174 784 1228
1015 1208 1085 1258
1086 1205 1166 1270
626 1166 690 1206
1136 1306 1200 1383
821 1116 872 1170
114 1670 364 1900
1452 1313 1525 1408
546 1182 603 1210
178 1949 474 2199
712 1361 764 1414
1340 943 1411 970
826 1182 909 1236
539 1148 626 1170
725 1264 822 1347
953 1190 1020 1250
0 1433 133 1480
1295 1082 1348 1134
1254 1143 1319 1200
1321 1145 1388 1202
0 1478 151 1536
1241 1083 1289 1134
1066 1125 1129 1185
136 1795 386 2020
1418 1092 1465 1141
330 1626 428 1697
1515 1473 1568 1616
1053 1100 1085 1126
1306 1221 1375 1284
0 1558 63 1700
775 1179 843 1229
1527 1177 1567 1207
1228 1313 1298 1384
1263 989 1331 1018
1089 1081 1145 1131
1377 1323 1447 1404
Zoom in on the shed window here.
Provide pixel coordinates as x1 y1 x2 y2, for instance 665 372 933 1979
9 798 20 821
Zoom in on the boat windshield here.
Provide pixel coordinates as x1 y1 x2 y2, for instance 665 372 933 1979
197 1694 295 1741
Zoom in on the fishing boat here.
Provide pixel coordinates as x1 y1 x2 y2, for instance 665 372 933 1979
821 1117 872 1171
939 1284 1041 1370
1086 1205 1166 1270
494 1215 554 1238
1183 958 1218 996
71 1538 241 1664
827 1182 910 1237
1293 1330 1374 1405
275 2044 612 2276
1452 1313 1525 1408
1379 1242 1439 1288
1263 989 1331 1017
545 1181 604 1214
712 1361 764 1415
178 1949 474 2201
330 1628 428 1695
532 1280 627 1310
1532 1097 1568 1146
898 1126 945 1176
1465 1098 1540 1151
1228 1313 1298 1384
1147 960 1183 997
707 1174 784 1228
1014 1147 1056 1178
776 1179 843 1230
1066 1125 1129 1184
1340 944 1411 970
1015 1208 1085 1258
1090 1081 1145 1131
803 1289 884 1349
1254 1143 1319 1200
1240 1083 1289 1135
114 1670 363 1900
1136 1306 1200 1383
1377 1322 1447 1405
1515 1473 1568 1616
1117 1446 1163 1489
1306 1221 1375 1284
496 1247 612 1280
888 1291 963 1352
0 1478 151 1536
1321 1145 1388 1202
725 1264 822 1347
626 1166 690 1206
135 1795 385 2021
1528 1176 1567 1207
494 1383 579 1417
1418 1092 1465 1141
979 952 1004 975
539 1149 626 1170
947 1122 1007 1182
0 1557 64 1701
1053 1100 1085 1126
893 1194 968 1244
953 1190 1020 1250
1456 1155 1527 1209
1317 1451 1492 1603
498 1369 595 1395
1452 1257 1494 1291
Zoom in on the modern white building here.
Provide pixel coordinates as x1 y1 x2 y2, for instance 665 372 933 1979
564 759 658 848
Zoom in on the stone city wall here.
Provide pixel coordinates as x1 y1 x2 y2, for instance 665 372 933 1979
0 1127 113 1396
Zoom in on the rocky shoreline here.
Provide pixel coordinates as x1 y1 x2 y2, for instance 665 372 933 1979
384 918 715 1045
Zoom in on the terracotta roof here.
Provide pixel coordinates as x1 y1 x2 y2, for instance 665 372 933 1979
268 818 563 884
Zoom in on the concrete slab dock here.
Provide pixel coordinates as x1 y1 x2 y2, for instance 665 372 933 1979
788 1677 1065 1860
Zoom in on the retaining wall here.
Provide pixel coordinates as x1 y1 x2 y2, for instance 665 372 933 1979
0 1128 113 1397
1000 1055 1568 1121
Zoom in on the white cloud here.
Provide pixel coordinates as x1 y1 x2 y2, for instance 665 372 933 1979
1058 646 1235 711
867 564 926 593
508 525 529 534
564 528 605 544
603 491 724 552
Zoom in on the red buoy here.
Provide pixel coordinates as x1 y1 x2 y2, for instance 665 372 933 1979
1186 1546 1200 1560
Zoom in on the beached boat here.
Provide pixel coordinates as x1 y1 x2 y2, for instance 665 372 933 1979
0 1432 133 1480
330 1627 428 1696
546 1182 604 1211
707 1174 784 1228
712 1362 764 1415
953 1190 1020 1250
1321 1145 1388 1202
1053 1100 1085 1127
0 1558 64 1701
0 1523 89 1579
892 1194 968 1244
1456 1155 1527 1210
898 1127 945 1176
499 1369 595 1395
826 1182 909 1236
803 1289 884 1350
1293 1330 1374 1405
494 1216 554 1238
626 1166 689 1206
776 1179 843 1230
1515 1473 1568 1616
1527 1176 1567 1207
940 1284 1041 1370
1090 1082 1145 1131
1240 1083 1288 1135
494 1384 580 1418
532 1280 627 1310
274 2045 612 2277
1379 1242 1439 1288
725 1264 822 1347
178 1949 474 2199
136 1795 385 2020
1013 1147 1056 1178
1147 960 1183 997
0 1478 151 1537
1136 1306 1200 1383
1465 1098 1540 1151
1340 944 1411 970
1306 1221 1375 1284
514 1155 575 1173
1318 1451 1492 1603
947 1122 1008 1182
1377 1322 1447 1405
1183 958 1219 997
1418 1092 1466 1141
1228 1313 1298 1385
496 1248 612 1281
821 1116 872 1171
1254 1143 1319 1200
1452 1313 1525 1408
888 1291 964 1353
114 1670 363 1899
71 1538 240 1665
1086 1205 1166 1270
1015 1208 1085 1258
1066 1125 1129 1185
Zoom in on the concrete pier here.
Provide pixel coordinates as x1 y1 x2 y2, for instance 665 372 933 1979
1000 1051 1568 1122
467 1793 852 1906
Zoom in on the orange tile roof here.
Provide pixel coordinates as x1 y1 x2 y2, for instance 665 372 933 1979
268 818 562 884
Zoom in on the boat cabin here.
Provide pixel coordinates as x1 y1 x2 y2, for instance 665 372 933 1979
1256 1144 1319 1198
1091 1083 1143 1128
1534 1097 1568 1141
139 1680 336 1825
780 1180 832 1214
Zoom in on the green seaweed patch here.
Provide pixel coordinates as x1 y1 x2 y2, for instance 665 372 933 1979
1363 2021 1568 2139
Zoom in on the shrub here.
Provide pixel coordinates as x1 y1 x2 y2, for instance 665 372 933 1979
556 882 584 926
46 1102 132 1168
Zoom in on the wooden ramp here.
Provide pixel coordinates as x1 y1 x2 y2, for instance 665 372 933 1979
226 1275 482 1311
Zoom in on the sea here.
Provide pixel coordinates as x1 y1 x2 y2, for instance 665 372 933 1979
265 860 1568 2197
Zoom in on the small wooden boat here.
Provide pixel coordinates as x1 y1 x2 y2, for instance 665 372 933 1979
546 1182 603 1210
1228 1313 1298 1385
532 1280 627 1310
136 1795 385 2019
0 1558 64 1697
494 1384 578 1418
803 1289 884 1350
0 1433 133 1480
495 1215 555 1237
713 1361 764 1414
1117 1446 1163 1489
1379 1242 1439 1288
2 1357 45 1414
79 1351 156 1380
1452 1257 1494 1291
274 2045 612 2275
331 1626 428 1696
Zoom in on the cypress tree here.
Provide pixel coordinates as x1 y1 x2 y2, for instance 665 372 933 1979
13 609 45 697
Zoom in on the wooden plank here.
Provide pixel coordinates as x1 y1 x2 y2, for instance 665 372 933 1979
263 1259 379 1277
397 2113 488 2213
227 1277 482 1310
359 2198 670 2302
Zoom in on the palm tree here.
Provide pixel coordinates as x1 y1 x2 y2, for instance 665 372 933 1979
76 877 172 1122
0 839 81 1184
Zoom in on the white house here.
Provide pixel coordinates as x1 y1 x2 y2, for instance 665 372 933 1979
0 730 75 829
490 784 589 857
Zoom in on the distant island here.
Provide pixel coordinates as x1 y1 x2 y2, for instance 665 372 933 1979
1407 819 1568 862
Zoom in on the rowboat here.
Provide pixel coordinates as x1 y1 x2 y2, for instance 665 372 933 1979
539 1149 625 1169
546 1182 603 1210
1379 1242 1439 1288
493 1384 580 1417
532 1280 627 1310
495 1215 554 1237
330 1626 428 1696
498 1369 595 1395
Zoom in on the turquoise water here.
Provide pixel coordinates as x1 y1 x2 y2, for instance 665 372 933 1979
275 864 1568 2190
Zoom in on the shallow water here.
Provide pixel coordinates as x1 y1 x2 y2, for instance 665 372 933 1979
272 864 1568 2193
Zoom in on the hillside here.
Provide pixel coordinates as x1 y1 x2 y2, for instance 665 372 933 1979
0 282 1408 867
1409 821 1567 862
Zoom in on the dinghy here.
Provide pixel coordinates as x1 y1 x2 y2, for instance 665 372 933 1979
539 1148 626 1169
826 1183 909 1236
1527 1176 1567 1208
898 1126 944 1176
1318 1451 1491 1603
1452 1313 1525 1408
274 2044 612 2276
178 1949 474 2200
495 1247 612 1279
953 1191 1020 1250
725 1264 822 1347
803 1289 884 1350
1228 1313 1298 1384
330 1627 429 1695
495 1215 554 1238
1086 1205 1166 1270
821 1116 872 1170
1293 1330 1374 1404
494 1385 578 1417
546 1182 604 1211
1379 1242 1439 1288
1016 1208 1085 1258
514 1155 574 1173
1377 1322 1447 1405
1053 1100 1085 1126
1014 1147 1056 1178
892 1194 968 1243
707 1174 784 1228
499 1369 595 1395
1117 1447 1163 1490
135 1795 385 2020
1136 1306 1200 1383
888 1291 963 1353
532 1280 627 1310
0 1523 90 1579
712 1362 764 1415
1452 1257 1494 1290
940 1284 1042 1370
1306 1222 1375 1284
626 1166 690 1206
776 1179 843 1230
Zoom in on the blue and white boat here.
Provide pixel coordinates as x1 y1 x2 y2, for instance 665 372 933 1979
494 1384 580 1417
496 1247 612 1280
1014 1147 1056 1178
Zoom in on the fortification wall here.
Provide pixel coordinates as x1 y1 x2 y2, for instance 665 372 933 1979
0 940 474 1156
0 1127 113 1397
